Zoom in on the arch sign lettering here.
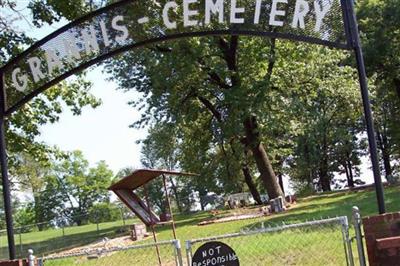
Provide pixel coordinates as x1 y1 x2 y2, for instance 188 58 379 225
0 0 386 259
2 0 350 115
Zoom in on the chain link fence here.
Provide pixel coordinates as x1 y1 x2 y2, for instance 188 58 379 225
5 211 368 266
186 216 354 266
0 214 137 259
41 239 181 266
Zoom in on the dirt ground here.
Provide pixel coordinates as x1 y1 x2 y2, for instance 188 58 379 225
49 234 151 257
198 207 270 226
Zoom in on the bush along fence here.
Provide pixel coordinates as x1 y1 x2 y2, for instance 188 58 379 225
15 207 371 266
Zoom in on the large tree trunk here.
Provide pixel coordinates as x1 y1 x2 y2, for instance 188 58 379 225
241 165 263 205
277 173 285 195
382 150 392 178
33 193 45 231
274 156 285 194
320 176 331 191
346 159 355 188
198 190 207 211
393 78 400 101
168 177 182 213
319 156 331 191
377 129 392 178
319 134 331 192
343 162 350 184
243 115 284 200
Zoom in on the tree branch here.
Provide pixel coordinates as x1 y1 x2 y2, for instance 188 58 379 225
149 45 173 53
264 38 276 82
218 36 239 86
197 96 222 122
197 57 231 89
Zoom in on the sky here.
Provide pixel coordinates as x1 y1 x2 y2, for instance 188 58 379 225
37 67 148 173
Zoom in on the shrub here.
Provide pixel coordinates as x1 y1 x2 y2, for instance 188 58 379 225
88 202 120 223
15 206 36 233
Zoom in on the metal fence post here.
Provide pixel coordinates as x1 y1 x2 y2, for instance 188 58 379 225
185 240 192 266
37 257 44 266
340 217 355 266
352 206 366 266
120 208 126 226
173 242 179 266
173 240 184 266
19 228 22 257
27 249 35 266
96 211 100 234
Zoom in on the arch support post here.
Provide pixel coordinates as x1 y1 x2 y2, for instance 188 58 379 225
0 72 16 259
344 0 385 214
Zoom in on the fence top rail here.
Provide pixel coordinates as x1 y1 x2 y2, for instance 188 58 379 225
43 239 177 261
187 216 348 245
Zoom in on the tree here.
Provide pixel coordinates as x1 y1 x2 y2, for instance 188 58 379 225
10 153 65 230
285 46 362 191
333 128 366 188
106 35 289 200
88 202 120 223
178 121 244 210
54 151 113 225
139 123 192 213
0 1 102 197
14 206 35 232
357 0 400 178
0 0 121 236
358 0 400 101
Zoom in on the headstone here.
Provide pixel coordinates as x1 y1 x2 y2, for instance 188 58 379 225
192 241 239 266
270 197 285 213
130 223 147 241
160 212 171 222
269 199 275 212
285 195 297 204
276 196 284 212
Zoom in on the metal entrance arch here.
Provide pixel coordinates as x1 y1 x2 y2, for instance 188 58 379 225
0 0 385 259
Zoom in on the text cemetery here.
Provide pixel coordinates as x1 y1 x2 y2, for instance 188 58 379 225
9 0 333 93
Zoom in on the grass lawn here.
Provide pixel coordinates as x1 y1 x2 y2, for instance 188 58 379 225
0 218 139 259
1 185 399 265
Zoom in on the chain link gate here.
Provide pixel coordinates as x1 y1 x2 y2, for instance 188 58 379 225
185 216 354 266
351 206 367 266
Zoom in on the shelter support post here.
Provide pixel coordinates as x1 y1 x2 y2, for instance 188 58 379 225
0 73 16 259
345 0 385 214
162 174 177 239
144 184 162 265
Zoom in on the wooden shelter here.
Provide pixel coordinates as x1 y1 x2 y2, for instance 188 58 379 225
109 169 196 238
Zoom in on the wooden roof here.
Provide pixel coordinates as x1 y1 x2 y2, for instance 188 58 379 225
108 169 197 191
